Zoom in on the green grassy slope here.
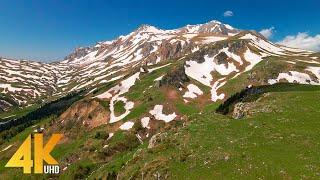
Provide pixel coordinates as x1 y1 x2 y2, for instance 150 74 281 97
0 56 320 179
0 83 319 179
112 85 320 179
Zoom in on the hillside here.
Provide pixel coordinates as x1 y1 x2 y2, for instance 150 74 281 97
0 20 239 112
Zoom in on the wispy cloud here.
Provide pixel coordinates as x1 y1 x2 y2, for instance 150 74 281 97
277 32 320 51
223 11 233 17
259 27 275 39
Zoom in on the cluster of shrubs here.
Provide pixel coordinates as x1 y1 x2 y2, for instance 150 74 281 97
216 86 264 115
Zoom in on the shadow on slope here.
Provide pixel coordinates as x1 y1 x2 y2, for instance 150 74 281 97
216 83 320 115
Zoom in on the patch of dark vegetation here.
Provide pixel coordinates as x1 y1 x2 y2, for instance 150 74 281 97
160 65 190 88
106 171 117 180
132 121 144 133
215 52 229 66
216 83 320 115
94 131 109 139
216 86 263 115
0 90 86 144
92 81 116 95
114 100 126 115
96 131 140 161
0 94 18 112
73 164 92 179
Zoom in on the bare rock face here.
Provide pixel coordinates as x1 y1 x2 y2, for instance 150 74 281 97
186 50 205 63
59 99 109 129
160 66 190 88
227 40 248 54
145 53 158 64
215 52 229 66
139 42 156 57
156 40 197 64
186 39 249 64
148 132 168 149
232 102 251 119
64 47 92 61
158 41 182 60
0 100 14 112
103 56 116 62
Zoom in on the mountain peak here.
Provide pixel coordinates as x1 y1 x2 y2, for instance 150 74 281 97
206 20 222 25
179 20 238 35
135 24 163 33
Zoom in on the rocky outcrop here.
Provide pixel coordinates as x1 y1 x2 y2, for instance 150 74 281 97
0 99 15 112
148 132 168 149
160 66 190 88
158 41 183 60
215 52 229 66
232 102 251 119
59 99 109 129
139 42 156 57
185 40 249 64
64 47 92 61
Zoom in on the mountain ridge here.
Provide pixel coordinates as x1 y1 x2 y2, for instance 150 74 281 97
0 20 319 113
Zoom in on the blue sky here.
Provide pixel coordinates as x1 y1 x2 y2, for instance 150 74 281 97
0 0 319 62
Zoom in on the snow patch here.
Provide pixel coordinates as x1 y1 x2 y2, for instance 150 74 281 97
211 79 226 101
191 46 199 53
154 75 164 81
241 33 285 55
183 84 203 99
141 117 150 128
119 121 134 130
148 63 171 72
200 36 227 44
306 66 320 79
96 72 140 123
185 53 237 101
108 133 114 140
243 48 263 71
286 61 296 64
149 105 177 123
220 47 243 65
296 59 320 65
1 145 12 152
268 71 320 85
185 58 214 86
109 97 134 123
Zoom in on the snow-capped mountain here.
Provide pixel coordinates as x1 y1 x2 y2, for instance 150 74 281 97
0 20 319 112
0 20 238 110
63 20 239 65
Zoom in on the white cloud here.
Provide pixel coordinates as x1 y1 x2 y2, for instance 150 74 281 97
277 32 320 52
259 27 275 39
223 11 233 17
